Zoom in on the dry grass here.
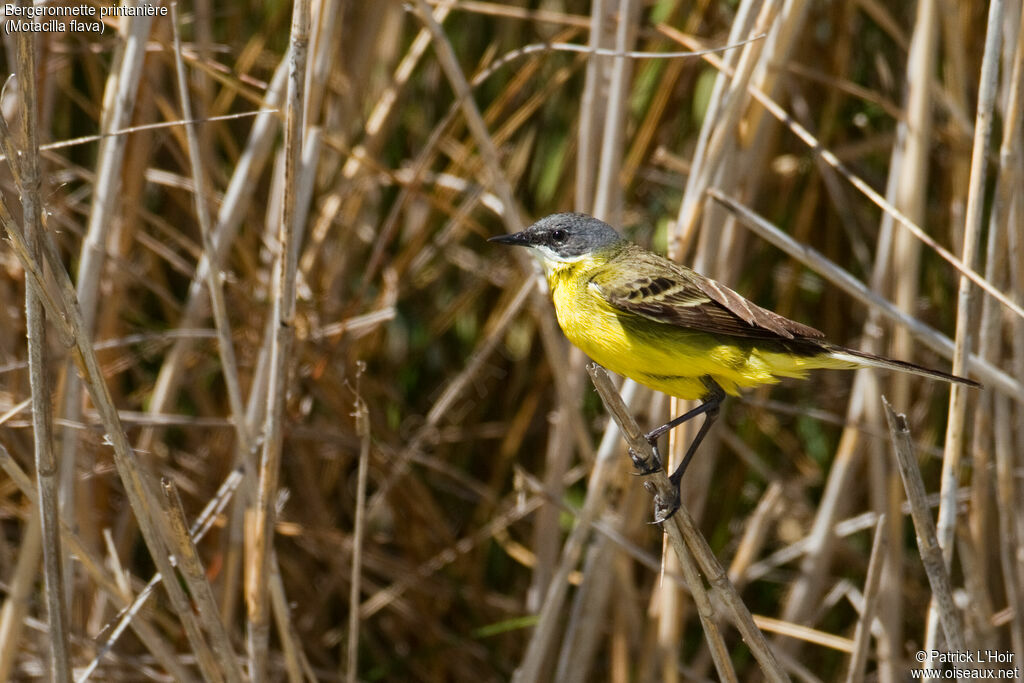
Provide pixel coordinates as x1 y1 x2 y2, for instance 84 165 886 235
0 0 1021 681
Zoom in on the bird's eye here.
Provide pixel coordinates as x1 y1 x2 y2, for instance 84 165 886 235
550 229 568 243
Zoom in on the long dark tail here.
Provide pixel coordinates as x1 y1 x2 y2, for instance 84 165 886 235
826 345 981 388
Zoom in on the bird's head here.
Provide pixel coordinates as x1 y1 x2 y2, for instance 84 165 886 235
489 213 624 271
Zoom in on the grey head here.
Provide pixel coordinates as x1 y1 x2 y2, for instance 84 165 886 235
488 213 624 262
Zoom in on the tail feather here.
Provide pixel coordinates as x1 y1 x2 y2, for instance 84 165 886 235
826 345 981 388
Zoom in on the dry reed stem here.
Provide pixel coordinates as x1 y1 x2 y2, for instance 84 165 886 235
588 364 790 682
70 11 155 333
928 0 1005 656
679 5 872 659
159 478 245 683
169 1 252 462
268 560 310 683
889 0 936 408
0 110 270 160
882 398 968 662
346 387 371 683
124 528 223 683
843 515 888 683
529 352 577 614
968 41 1018 666
875 1 939 668
749 616 855 654
590 0 638 224
993 395 1024 667
554 529 621 683
11 13 71 682
727 482 783 588
246 0 310 677
574 0 609 212
0 503 41 681
675 0 767 249
671 537 738 683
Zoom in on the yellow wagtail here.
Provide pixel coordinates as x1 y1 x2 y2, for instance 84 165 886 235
491 213 980 510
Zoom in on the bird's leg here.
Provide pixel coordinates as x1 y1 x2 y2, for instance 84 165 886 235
629 401 711 475
643 378 725 522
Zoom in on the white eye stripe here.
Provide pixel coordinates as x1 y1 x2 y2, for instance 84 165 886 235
533 245 587 263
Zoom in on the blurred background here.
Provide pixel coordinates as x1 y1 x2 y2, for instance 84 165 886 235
0 0 1021 681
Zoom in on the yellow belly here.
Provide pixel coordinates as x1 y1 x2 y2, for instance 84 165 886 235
548 266 827 400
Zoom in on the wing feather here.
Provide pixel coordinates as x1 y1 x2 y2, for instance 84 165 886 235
589 246 825 341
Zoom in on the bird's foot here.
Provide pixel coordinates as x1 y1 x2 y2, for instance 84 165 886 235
628 443 663 476
645 475 682 524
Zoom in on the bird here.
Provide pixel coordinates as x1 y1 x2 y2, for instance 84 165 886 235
490 212 980 517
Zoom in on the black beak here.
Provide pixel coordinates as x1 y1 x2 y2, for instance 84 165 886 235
488 231 532 247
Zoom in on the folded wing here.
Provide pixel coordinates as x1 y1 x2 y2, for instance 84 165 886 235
589 248 825 341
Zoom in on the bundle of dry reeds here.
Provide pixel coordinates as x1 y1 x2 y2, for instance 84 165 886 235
0 1 1020 681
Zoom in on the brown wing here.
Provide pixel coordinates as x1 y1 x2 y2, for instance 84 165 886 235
589 246 825 341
